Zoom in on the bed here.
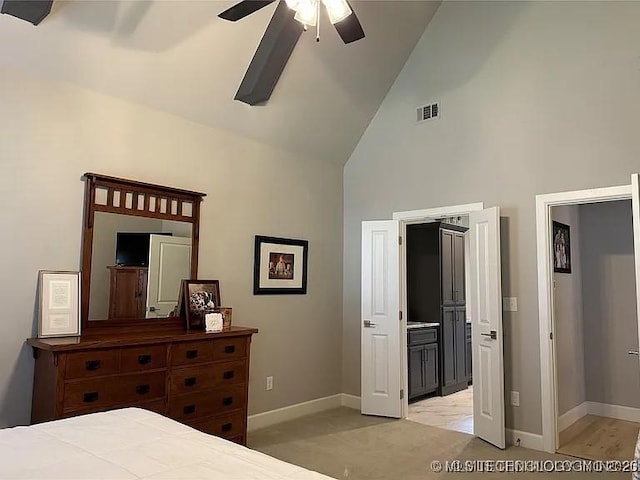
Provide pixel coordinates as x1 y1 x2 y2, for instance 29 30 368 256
0 408 331 479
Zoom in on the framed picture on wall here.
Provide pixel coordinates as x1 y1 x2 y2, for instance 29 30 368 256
253 236 308 295
37 270 81 338
552 221 571 274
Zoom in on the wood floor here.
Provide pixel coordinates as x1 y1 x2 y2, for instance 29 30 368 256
558 415 640 461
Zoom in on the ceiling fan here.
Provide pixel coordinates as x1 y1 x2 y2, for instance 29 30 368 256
218 0 365 105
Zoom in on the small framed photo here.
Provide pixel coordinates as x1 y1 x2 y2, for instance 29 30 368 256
216 307 233 329
254 236 308 295
37 270 81 338
552 221 572 274
183 280 221 330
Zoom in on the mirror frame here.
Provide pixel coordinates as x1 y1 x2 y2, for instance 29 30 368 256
81 173 206 333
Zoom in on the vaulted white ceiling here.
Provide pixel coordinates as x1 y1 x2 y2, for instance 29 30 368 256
0 0 439 164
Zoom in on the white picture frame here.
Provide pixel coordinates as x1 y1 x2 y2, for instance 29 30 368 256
38 270 81 338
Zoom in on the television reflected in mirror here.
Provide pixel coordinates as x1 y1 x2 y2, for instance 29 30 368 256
88 212 192 321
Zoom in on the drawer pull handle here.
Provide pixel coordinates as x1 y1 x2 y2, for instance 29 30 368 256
186 350 198 359
184 377 197 387
83 392 99 403
183 405 196 415
223 371 235 380
138 355 152 365
222 396 233 406
221 423 232 433
224 345 236 354
136 384 150 395
85 360 101 371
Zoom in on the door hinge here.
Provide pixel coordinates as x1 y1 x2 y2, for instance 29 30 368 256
399 311 403 321
550 332 553 340
399 236 402 245
400 389 404 399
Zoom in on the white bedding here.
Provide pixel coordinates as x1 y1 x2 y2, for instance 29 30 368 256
0 408 332 480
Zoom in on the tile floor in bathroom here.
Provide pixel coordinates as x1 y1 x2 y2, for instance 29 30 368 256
407 386 473 434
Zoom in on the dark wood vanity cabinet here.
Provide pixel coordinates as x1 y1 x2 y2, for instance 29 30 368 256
440 229 466 307
107 266 148 319
441 308 468 395
408 327 439 400
27 327 257 446
406 222 468 397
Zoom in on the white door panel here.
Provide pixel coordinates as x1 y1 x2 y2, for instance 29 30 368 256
361 220 401 418
631 174 640 370
469 207 505 449
147 235 191 317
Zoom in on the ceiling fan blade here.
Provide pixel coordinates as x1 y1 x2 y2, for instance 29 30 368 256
333 3 365 44
234 1 303 105
218 0 277 22
1 0 53 25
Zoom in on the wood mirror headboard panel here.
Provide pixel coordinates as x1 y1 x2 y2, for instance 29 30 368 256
81 173 206 333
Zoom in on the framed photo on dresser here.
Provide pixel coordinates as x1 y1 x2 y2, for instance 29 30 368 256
37 270 81 338
182 280 221 330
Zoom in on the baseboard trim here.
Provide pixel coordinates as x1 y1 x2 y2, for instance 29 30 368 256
341 394 361 410
558 402 588 432
247 394 360 432
248 393 546 453
506 428 544 451
587 401 640 423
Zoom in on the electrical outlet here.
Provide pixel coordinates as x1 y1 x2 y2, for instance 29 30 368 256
503 297 518 312
510 391 520 407
266 376 273 391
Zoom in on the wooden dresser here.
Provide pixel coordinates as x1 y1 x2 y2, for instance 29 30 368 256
27 326 258 445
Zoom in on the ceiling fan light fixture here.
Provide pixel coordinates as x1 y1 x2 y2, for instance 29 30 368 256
285 0 302 11
293 0 318 26
322 0 351 24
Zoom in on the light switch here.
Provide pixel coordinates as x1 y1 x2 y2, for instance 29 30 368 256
503 297 518 312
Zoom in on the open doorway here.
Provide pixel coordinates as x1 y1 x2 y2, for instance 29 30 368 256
404 217 473 435
360 202 506 449
552 201 640 461
537 175 640 454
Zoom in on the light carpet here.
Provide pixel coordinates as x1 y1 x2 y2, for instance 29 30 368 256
249 407 630 479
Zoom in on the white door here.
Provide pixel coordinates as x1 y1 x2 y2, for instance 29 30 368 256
146 235 192 318
468 207 505 448
361 220 402 417
631 174 640 364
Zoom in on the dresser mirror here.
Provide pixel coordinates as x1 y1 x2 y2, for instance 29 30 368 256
81 173 206 331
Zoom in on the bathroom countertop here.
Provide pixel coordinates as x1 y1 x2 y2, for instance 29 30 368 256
407 322 440 329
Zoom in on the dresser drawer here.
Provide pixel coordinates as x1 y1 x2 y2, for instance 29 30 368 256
63 372 166 413
190 410 246 439
138 399 166 415
211 337 247 361
121 344 167 373
171 341 215 366
169 384 247 420
65 350 120 379
170 360 247 395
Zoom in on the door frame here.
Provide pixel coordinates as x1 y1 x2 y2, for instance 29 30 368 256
535 182 633 453
393 202 484 418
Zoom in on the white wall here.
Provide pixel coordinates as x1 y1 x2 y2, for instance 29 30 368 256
551 206 585 416
343 1 640 435
0 65 343 427
580 201 640 408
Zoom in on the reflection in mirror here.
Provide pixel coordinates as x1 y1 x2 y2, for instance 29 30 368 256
88 212 192 321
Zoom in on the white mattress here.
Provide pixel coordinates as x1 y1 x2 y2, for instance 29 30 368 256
0 408 332 479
